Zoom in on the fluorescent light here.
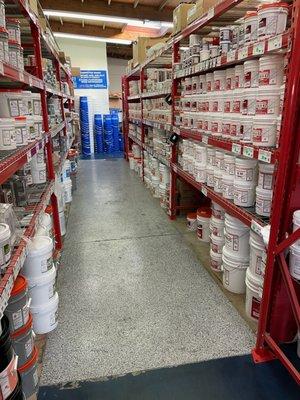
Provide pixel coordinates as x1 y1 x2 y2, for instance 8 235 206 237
54 32 132 45
44 10 173 29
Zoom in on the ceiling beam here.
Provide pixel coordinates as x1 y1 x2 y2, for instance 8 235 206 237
159 0 170 11
49 20 123 38
40 0 172 22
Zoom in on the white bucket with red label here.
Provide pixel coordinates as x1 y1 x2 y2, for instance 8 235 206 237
222 174 234 199
235 157 257 183
257 2 289 38
244 60 259 88
222 247 249 294
211 233 225 254
252 116 277 147
245 267 264 320
211 201 225 220
258 162 275 190
210 248 222 272
233 180 256 207
249 230 266 278
210 215 225 238
224 213 250 257
255 187 273 217
259 55 284 86
197 208 212 242
255 86 280 116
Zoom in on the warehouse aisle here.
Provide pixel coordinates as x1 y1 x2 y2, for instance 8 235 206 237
41 158 254 385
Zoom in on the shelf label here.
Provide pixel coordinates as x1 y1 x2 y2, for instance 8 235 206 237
268 35 282 51
18 71 24 82
0 62 3 76
251 220 263 236
28 76 33 86
202 135 208 144
26 151 32 162
227 50 236 62
201 187 208 196
253 41 265 55
243 146 254 158
238 46 248 60
258 149 272 163
232 143 242 154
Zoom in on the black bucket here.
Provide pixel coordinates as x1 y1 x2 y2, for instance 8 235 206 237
0 315 14 371
7 378 24 400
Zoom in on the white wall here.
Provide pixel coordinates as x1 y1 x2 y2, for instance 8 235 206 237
107 58 127 92
57 37 110 153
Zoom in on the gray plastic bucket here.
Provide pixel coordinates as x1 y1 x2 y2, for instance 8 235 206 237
11 314 34 366
5 276 29 332
18 346 38 399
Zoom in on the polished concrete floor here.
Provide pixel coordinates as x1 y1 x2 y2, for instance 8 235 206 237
41 159 254 385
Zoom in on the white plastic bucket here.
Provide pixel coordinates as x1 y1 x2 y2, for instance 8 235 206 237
197 211 211 242
245 268 264 320
210 233 225 254
206 166 214 187
210 216 225 238
255 187 273 217
0 223 11 267
0 91 25 117
210 248 222 272
244 11 258 43
14 116 28 146
289 243 300 280
242 88 257 115
222 247 249 293
23 236 53 277
30 292 59 334
211 201 225 220
222 174 234 199
31 164 46 184
235 157 257 183
259 55 284 86
187 213 197 231
0 118 16 150
244 60 259 88
257 3 288 37
250 230 266 278
225 213 250 256
256 86 280 116
36 213 53 238
240 116 253 142
258 162 275 190
213 169 223 193
252 116 277 147
293 210 300 246
27 265 56 307
63 180 72 203
223 153 235 175
213 70 226 91
233 180 256 207
234 64 244 89
194 163 206 183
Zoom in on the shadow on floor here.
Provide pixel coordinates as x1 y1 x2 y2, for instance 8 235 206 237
38 353 299 400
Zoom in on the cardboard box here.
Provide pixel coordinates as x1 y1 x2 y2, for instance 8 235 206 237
132 37 167 66
173 3 194 35
187 0 217 25
71 67 81 77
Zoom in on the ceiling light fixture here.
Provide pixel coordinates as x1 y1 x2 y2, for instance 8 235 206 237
44 10 173 29
53 32 132 45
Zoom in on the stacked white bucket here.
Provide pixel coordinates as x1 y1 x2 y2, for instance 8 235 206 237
55 174 66 236
210 202 225 271
22 219 59 334
30 149 46 185
61 159 72 204
290 210 300 357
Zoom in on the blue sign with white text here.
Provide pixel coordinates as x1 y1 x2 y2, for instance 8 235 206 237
73 70 107 89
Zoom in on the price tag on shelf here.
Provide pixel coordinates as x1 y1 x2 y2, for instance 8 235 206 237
201 187 208 197
232 143 242 154
268 34 282 51
28 75 33 86
253 41 265 55
227 50 236 63
238 46 248 60
251 220 263 236
26 151 32 162
202 135 208 144
0 62 4 76
258 149 272 163
243 146 254 158
18 71 24 82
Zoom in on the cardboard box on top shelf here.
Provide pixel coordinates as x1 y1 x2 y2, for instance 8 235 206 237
71 67 81 77
58 51 67 64
132 37 168 67
173 3 195 35
187 0 218 25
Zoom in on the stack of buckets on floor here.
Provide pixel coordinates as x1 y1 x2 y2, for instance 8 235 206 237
79 96 91 155
0 210 58 399
111 111 121 152
94 114 104 154
289 210 300 357
103 114 114 153
187 201 268 322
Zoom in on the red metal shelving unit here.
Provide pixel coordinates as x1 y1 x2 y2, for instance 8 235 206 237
0 1 76 320
123 0 300 385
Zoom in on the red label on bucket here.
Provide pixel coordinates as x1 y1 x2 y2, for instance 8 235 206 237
251 296 261 319
256 99 268 114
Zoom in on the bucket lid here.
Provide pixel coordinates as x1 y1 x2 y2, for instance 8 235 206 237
187 212 197 220
11 275 27 297
258 2 289 10
11 313 32 339
18 346 37 373
27 235 53 255
245 11 257 18
197 208 212 218
223 246 250 263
